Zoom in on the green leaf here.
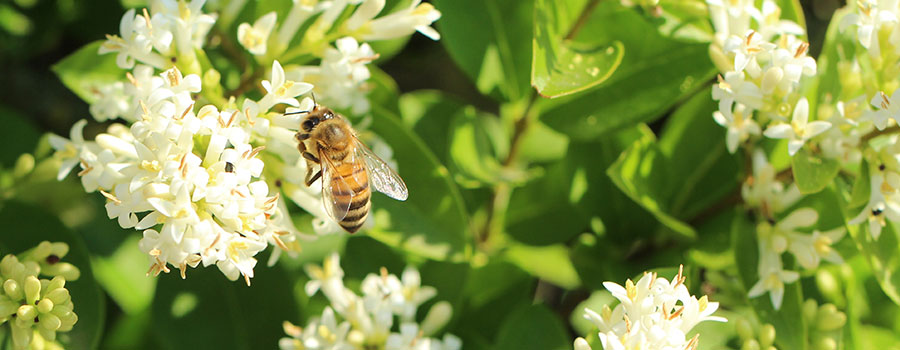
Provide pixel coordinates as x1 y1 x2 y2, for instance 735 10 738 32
791 148 841 194
774 0 807 34
849 160 870 210
456 261 532 345
569 290 614 335
494 304 569 350
531 0 624 98
398 90 467 165
0 106 40 167
150 255 297 350
91 235 157 314
859 325 900 350
503 244 580 289
365 106 472 262
732 209 809 350
0 201 105 350
448 107 507 187
433 0 533 101
606 125 697 239
847 218 900 306
539 1 716 140
51 41 123 104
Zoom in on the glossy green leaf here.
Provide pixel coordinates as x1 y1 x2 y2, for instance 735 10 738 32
448 107 507 187
606 125 697 239
732 209 809 350
539 1 715 140
0 201 105 350
532 0 624 98
792 148 841 194
150 255 297 350
433 0 533 101
91 235 156 314
51 41 124 104
503 244 580 289
849 160 870 210
398 90 467 165
456 261 532 345
365 106 472 262
494 304 569 350
847 219 900 306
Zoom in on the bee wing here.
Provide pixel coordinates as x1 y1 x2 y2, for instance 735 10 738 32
355 138 408 201
319 149 355 221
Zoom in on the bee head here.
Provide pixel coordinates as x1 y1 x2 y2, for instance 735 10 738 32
301 117 319 131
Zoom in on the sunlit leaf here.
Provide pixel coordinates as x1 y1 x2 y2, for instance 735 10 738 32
792 148 841 194
531 0 624 98
51 41 124 104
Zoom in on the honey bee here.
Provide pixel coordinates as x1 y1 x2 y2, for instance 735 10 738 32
288 104 408 233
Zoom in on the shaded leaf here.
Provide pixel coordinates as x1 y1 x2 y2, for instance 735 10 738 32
366 106 472 262
494 304 569 350
792 148 841 194
732 209 809 350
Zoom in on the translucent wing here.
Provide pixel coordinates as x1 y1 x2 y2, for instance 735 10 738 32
319 149 355 221
355 138 408 201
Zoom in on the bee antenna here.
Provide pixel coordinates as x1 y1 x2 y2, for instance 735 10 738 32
311 92 318 107
284 109 310 116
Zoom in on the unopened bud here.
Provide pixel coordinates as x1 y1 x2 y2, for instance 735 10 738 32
24 275 41 304
802 299 818 323
736 318 754 340
759 324 776 348
420 301 452 336
574 337 593 350
813 337 836 350
742 339 760 350
816 304 846 331
12 154 35 179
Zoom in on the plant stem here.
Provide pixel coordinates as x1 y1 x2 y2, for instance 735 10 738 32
565 0 601 40
861 125 900 144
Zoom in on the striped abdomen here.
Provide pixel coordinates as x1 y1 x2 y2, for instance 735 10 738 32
331 160 371 233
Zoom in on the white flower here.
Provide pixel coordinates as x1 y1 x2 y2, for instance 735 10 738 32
712 72 763 111
763 98 831 155
714 103 760 153
755 0 805 41
286 38 377 113
850 168 900 240
583 267 725 350
150 0 217 54
841 0 899 56
747 249 799 310
49 119 88 181
99 9 167 69
258 60 314 113
355 0 442 41
863 89 900 130
788 227 846 270
723 30 775 73
706 0 759 45
238 12 278 56
741 150 802 215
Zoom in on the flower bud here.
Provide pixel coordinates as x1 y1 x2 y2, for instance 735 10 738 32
813 337 836 350
421 301 452 336
12 153 35 179
37 298 53 314
24 275 41 304
742 339 760 350
759 324 776 348
574 337 593 350
10 322 33 349
4 279 22 300
816 304 846 331
17 304 37 320
46 288 69 304
736 318 754 340
802 299 818 323
39 313 61 331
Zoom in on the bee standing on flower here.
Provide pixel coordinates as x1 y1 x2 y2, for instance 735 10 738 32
289 102 408 233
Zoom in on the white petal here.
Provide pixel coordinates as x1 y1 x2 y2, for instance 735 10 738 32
764 124 793 139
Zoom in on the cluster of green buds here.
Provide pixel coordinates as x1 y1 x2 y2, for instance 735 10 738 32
802 299 846 350
735 318 777 350
0 242 79 350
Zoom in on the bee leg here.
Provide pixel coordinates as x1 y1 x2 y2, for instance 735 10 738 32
302 152 320 163
295 133 310 141
305 170 322 187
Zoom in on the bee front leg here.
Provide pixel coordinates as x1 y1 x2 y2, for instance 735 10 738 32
302 152 320 163
305 170 322 187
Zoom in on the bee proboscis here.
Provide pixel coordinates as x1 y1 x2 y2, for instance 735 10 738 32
288 104 408 233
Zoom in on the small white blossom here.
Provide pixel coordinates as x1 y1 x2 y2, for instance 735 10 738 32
763 98 832 155
350 0 442 41
714 103 760 153
840 0 899 56
712 72 763 110
863 89 900 130
238 12 278 56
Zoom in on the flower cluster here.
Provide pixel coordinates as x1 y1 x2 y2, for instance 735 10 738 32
50 0 441 283
709 0 824 155
573 266 726 350
279 254 460 350
0 242 80 350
